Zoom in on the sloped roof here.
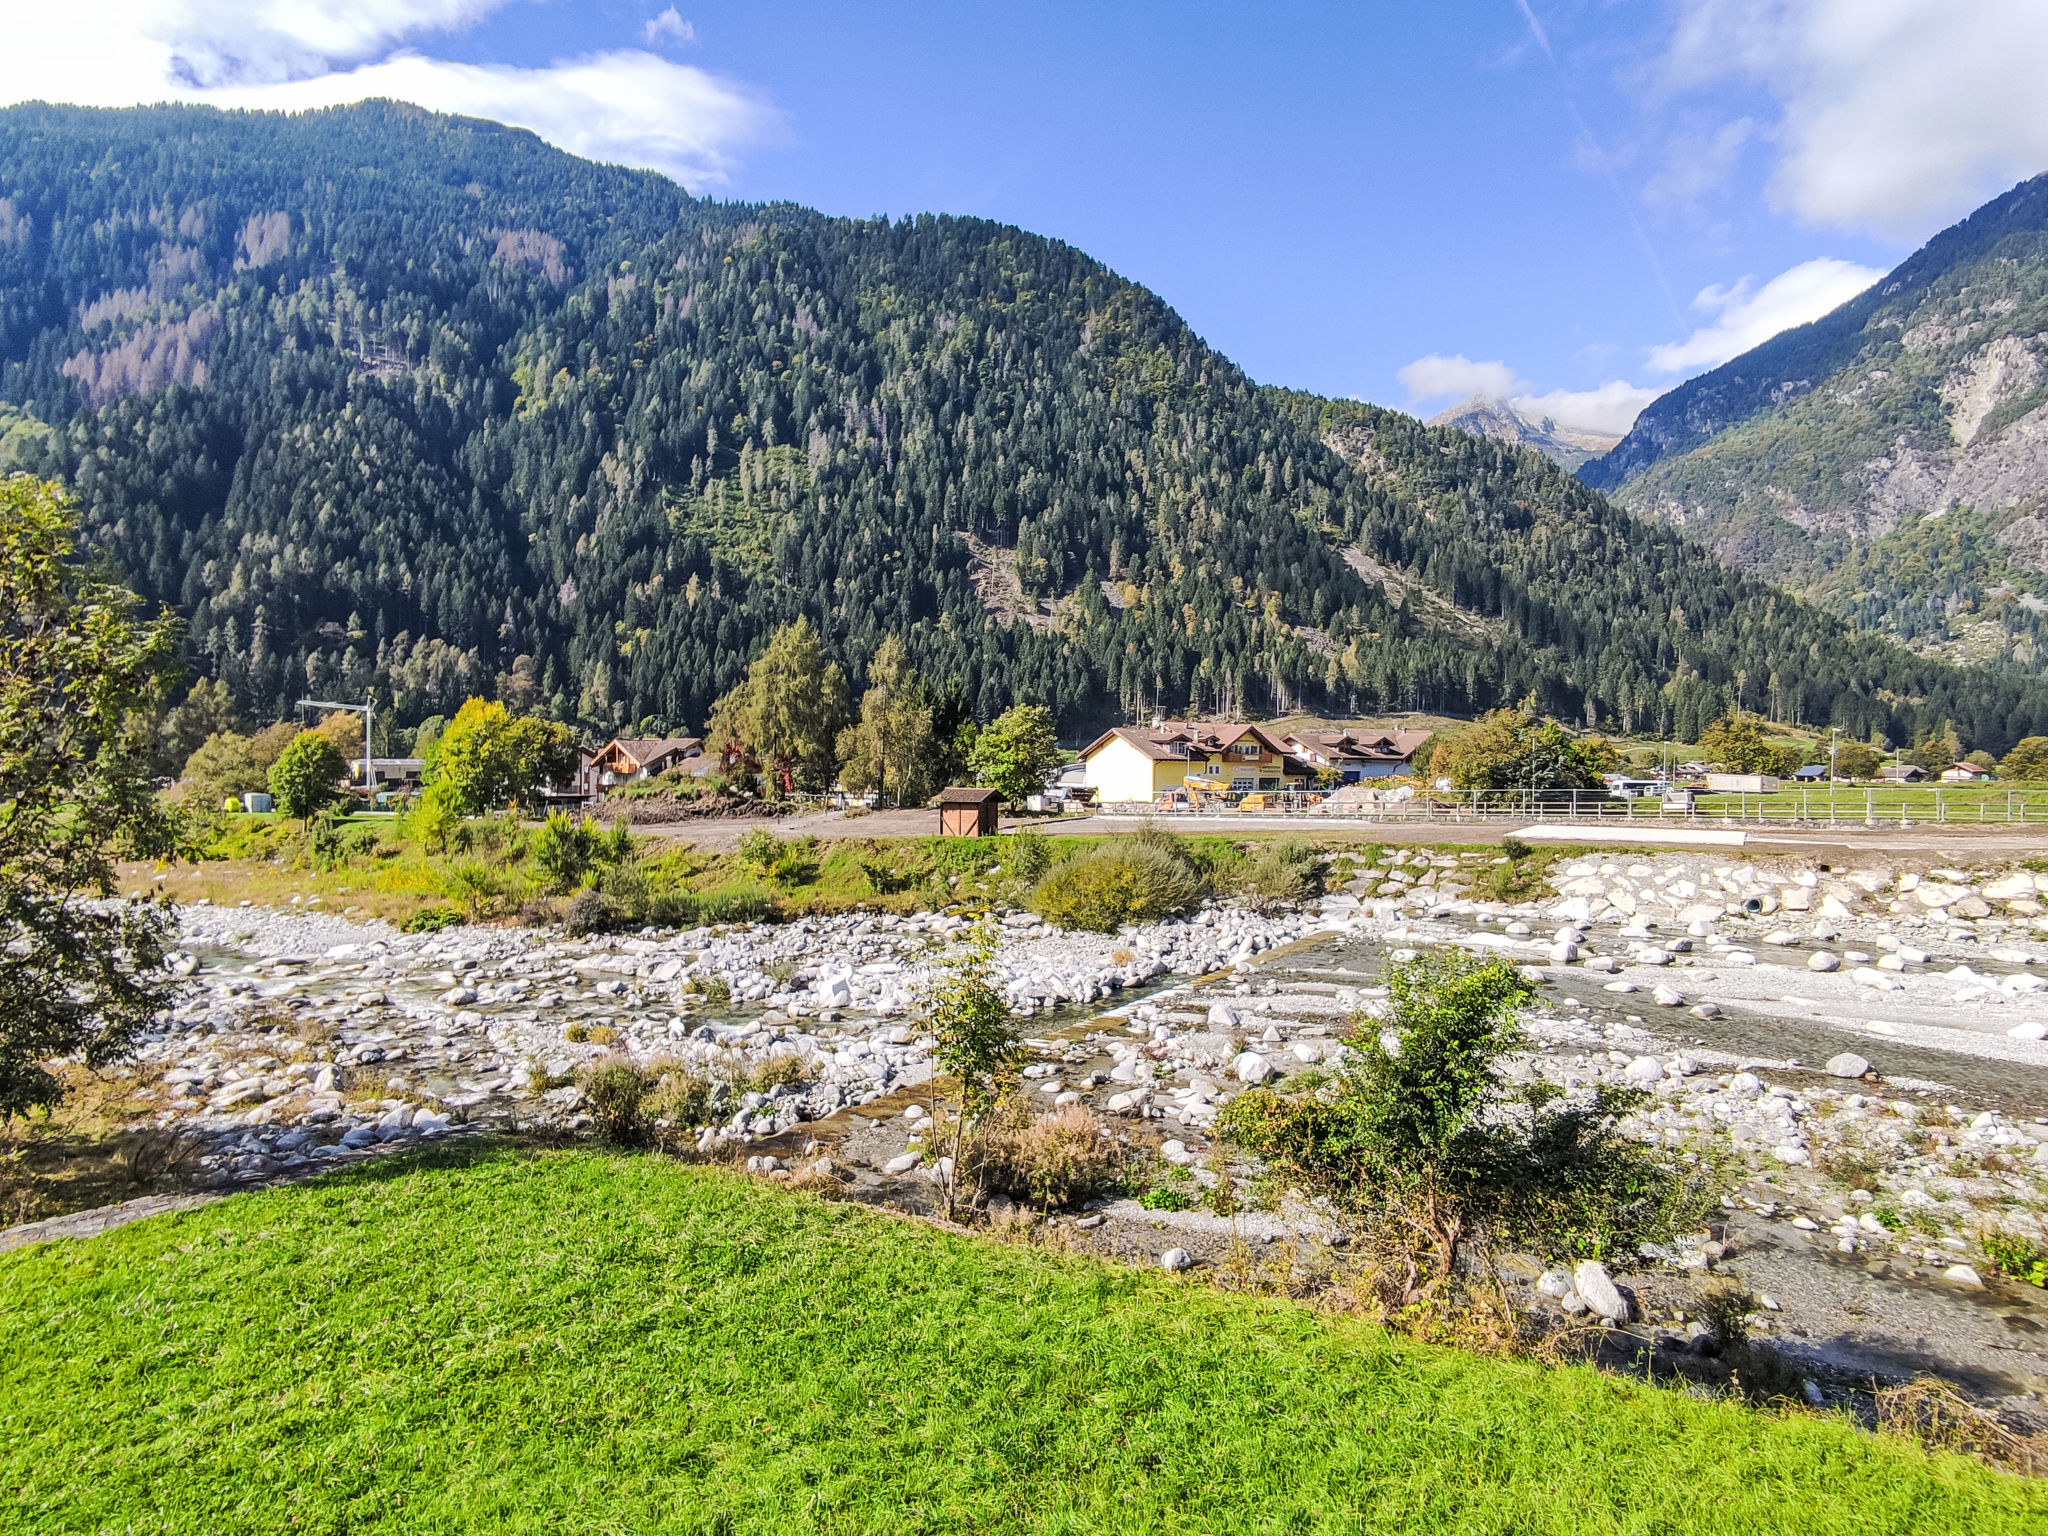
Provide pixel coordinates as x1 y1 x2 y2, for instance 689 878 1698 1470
1285 728 1431 762
597 736 702 770
936 786 1001 804
1077 721 1294 762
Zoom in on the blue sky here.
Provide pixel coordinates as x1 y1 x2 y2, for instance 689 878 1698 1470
11 1 2048 435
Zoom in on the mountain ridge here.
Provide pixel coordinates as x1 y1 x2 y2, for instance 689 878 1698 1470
2 100 2044 751
1425 394 1618 471
1578 170 2048 667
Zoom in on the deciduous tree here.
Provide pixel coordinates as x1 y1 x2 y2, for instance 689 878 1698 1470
2001 737 2048 783
268 731 348 822
425 697 576 814
0 477 180 1116
968 703 1061 805
835 636 934 805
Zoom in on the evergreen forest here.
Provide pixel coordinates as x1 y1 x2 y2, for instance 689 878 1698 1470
4 101 2047 750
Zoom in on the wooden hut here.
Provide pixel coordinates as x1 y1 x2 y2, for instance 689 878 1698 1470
936 786 1001 837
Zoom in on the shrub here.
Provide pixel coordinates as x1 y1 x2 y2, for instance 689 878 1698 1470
1030 841 1202 931
928 836 1002 877
399 903 463 934
579 1056 650 1144
530 810 605 892
751 1054 810 1091
562 889 609 937
1138 1178 1192 1211
1215 949 1711 1266
1240 837 1322 913
645 1065 717 1129
1500 835 1532 863
767 838 819 888
736 827 782 873
442 858 510 920
1984 1231 2048 1287
1004 828 1053 882
974 1106 1124 1210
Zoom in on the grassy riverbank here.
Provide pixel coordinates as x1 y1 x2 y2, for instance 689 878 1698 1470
0 1145 2036 1533
124 813 1584 930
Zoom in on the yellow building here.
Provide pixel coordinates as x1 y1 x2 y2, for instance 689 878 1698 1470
1077 722 1306 805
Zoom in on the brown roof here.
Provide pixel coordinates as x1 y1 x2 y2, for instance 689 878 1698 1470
1077 721 1296 763
936 786 1001 804
1285 728 1431 763
597 736 702 771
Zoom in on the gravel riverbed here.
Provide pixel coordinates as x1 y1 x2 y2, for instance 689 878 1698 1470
23 844 2048 1416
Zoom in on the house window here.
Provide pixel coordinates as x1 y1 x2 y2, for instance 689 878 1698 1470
1234 741 1258 757
1231 775 1254 792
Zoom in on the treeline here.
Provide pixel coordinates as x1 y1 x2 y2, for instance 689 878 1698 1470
5 102 2048 752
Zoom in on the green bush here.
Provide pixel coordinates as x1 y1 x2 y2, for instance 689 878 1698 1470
1138 1179 1192 1211
736 827 782 873
579 1057 651 1145
927 836 1003 876
1030 840 1202 931
1003 828 1053 882
569 865 776 935
530 810 607 892
1240 837 1322 912
1215 949 1712 1264
399 903 463 934
1984 1231 2048 1287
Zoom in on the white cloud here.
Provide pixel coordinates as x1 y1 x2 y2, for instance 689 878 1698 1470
1396 354 1524 403
1644 255 1883 374
1664 0 2048 239
1512 381 1667 438
1398 354 1663 438
2 1 772 189
644 8 695 45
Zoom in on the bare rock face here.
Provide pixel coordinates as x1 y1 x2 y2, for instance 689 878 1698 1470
1425 395 1620 472
1585 169 2048 657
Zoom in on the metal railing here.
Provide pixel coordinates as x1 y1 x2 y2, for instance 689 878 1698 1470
1127 785 2048 826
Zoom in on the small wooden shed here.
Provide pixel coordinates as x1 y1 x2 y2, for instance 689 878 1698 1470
937 786 1001 837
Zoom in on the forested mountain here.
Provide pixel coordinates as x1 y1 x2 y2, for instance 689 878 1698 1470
1425 395 1618 472
4 102 2047 753
1582 172 2048 668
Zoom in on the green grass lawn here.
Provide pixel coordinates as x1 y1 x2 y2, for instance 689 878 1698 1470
2 1147 2037 1534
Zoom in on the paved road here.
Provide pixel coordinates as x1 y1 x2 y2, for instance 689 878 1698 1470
631 805 2048 867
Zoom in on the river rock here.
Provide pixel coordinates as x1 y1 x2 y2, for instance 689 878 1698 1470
1160 1248 1193 1272
1571 1260 1630 1322
1807 951 1841 972
1825 1052 1871 1079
